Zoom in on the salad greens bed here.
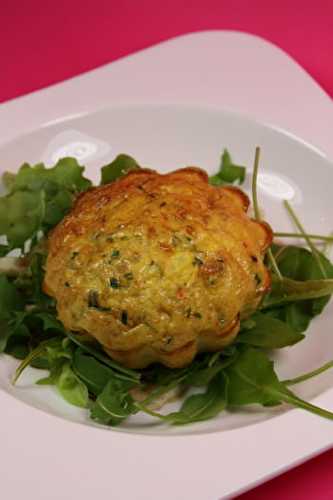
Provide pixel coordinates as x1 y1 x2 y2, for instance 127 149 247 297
1 149 333 426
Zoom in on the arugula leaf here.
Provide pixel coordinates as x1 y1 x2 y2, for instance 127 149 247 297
265 304 311 334
226 347 333 420
65 330 140 382
0 275 24 319
29 251 54 308
274 245 333 315
5 342 30 360
90 379 137 425
0 321 12 353
264 245 333 325
72 349 121 396
138 352 234 423
1 311 30 355
226 347 283 407
36 346 89 410
238 312 304 348
56 362 89 408
166 374 228 425
274 245 333 281
37 358 64 385
209 149 246 186
143 363 191 386
45 340 72 363
0 275 25 352
139 351 234 403
35 312 65 333
185 352 238 386
0 245 10 257
3 309 62 365
263 276 333 309
2 311 30 358
35 338 73 384
101 154 140 185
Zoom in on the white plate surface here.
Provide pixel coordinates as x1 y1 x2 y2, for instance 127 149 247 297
0 31 333 500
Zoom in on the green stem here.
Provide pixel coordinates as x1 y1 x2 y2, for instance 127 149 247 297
264 386 333 421
267 249 283 280
251 147 282 280
274 232 333 243
273 246 288 262
134 401 168 420
251 147 261 220
280 390 333 421
13 338 59 384
283 360 333 386
284 200 327 278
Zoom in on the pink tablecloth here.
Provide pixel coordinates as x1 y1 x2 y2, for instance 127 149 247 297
2 1 333 498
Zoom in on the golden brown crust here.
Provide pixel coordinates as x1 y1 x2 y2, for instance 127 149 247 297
220 185 250 212
44 166 272 368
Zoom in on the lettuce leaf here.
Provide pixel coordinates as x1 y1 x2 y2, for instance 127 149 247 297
0 157 91 252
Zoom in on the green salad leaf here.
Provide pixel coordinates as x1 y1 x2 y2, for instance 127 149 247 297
2 312 31 359
238 312 304 348
185 351 238 386
0 157 91 252
1 148 333 428
56 363 89 408
90 379 137 426
13 337 62 384
0 275 25 352
65 331 140 382
0 275 24 319
35 312 65 333
0 190 44 249
72 349 124 396
7 159 91 194
262 245 333 333
273 245 333 311
226 348 333 420
263 275 333 309
166 373 228 425
101 154 140 185
209 149 246 186
0 245 10 257
226 347 284 407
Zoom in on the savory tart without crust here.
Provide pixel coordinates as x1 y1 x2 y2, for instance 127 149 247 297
44 167 272 368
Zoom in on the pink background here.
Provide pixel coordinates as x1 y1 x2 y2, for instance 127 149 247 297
1 1 333 498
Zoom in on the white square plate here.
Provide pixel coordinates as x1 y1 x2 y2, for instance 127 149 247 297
1 31 333 499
